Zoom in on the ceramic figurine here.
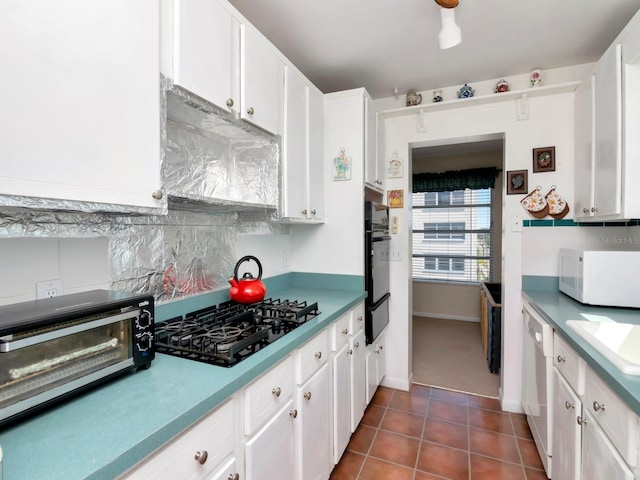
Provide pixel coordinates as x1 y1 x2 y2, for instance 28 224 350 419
406 90 422 106
433 89 443 103
530 69 545 87
457 84 475 99
494 79 510 93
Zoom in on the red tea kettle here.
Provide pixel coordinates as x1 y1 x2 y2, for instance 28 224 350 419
229 255 266 304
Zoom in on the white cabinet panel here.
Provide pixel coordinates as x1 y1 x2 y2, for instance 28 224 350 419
245 400 296 480
552 368 581 480
332 342 351 464
307 85 325 220
0 0 163 211
240 24 282 135
297 364 331 480
553 333 585 395
283 67 307 219
573 76 595 218
295 329 328 385
582 410 634 480
350 329 366 432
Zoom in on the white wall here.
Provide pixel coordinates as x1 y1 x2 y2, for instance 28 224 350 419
382 90 576 411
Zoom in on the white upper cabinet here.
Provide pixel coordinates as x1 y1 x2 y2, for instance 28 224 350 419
0 0 164 212
364 94 384 192
574 8 640 221
171 0 238 114
281 66 324 222
164 0 282 135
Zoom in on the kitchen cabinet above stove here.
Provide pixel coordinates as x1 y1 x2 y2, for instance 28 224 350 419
0 0 164 214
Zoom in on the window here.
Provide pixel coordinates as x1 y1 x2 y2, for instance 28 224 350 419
412 188 493 283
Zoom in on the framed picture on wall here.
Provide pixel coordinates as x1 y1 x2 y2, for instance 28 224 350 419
506 170 528 195
532 146 555 173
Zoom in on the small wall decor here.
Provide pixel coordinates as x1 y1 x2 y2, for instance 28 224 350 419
520 186 549 218
507 170 528 195
333 148 351 180
532 146 555 173
387 152 403 178
388 189 404 208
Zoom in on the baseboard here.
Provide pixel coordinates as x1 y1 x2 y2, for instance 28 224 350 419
412 311 480 323
381 373 411 392
499 386 524 413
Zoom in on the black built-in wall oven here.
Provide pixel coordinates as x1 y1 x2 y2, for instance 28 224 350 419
364 201 390 344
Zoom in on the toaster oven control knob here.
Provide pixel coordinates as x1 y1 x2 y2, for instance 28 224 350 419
137 333 152 352
137 311 152 329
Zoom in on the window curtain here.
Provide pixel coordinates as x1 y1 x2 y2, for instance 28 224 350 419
412 167 499 193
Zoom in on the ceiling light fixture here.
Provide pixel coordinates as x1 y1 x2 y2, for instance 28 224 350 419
435 0 461 50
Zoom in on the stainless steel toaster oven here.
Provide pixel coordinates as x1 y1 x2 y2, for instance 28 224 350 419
0 290 154 426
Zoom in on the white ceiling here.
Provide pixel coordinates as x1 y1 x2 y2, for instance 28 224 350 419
227 0 640 100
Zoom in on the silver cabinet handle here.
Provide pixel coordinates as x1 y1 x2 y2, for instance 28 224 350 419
375 348 380 355
354 342 360 348
151 190 163 200
228 474 239 480
247 107 255 115
556 355 565 364
226 98 234 107
591 207 598 213
593 401 605 412
194 450 208 465
565 401 574 410
342 328 349 335
272 387 281 397
379 345 384 350
310 209 316 215
302 209 307 215
304 391 312 400
314 351 322 359
577 416 587 426
583 208 589 214
289 409 298 419
347 349 353 356
357 315 363 322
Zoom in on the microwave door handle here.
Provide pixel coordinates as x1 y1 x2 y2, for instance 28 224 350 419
0 309 141 352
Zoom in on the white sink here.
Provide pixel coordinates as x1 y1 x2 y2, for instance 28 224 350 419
566 320 640 375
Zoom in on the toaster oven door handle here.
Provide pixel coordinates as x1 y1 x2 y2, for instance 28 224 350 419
0 310 141 352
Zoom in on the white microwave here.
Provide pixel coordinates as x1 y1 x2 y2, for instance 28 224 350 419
559 249 640 308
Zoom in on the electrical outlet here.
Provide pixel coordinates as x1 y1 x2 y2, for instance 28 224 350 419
36 279 64 299
282 250 289 267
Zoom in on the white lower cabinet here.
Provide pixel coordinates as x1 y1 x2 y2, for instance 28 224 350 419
350 329 366 432
245 399 296 480
332 341 352 464
552 367 582 480
365 331 386 403
582 410 633 480
208 458 240 480
296 363 331 480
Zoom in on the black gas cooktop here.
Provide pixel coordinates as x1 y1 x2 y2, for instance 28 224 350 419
154 298 320 367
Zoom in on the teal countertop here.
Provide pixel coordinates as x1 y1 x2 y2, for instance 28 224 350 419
0 273 366 480
522 286 640 416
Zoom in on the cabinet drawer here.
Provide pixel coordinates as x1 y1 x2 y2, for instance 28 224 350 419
122 399 234 480
330 313 350 351
584 365 640 466
554 333 586 395
244 356 293 435
350 303 365 334
296 329 328 385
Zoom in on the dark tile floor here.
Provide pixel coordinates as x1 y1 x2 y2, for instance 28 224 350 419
330 385 547 480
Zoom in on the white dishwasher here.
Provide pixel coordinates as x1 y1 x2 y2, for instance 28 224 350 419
522 302 554 479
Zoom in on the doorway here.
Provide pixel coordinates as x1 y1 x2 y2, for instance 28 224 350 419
410 137 504 398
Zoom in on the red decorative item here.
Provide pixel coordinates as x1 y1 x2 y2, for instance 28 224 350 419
229 256 267 304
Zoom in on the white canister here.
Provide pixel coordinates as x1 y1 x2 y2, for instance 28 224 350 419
530 69 545 87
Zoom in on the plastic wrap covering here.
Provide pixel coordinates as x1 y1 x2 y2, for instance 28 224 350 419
0 208 288 302
165 87 280 211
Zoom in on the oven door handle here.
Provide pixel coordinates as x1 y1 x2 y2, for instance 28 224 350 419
368 292 390 311
0 310 141 352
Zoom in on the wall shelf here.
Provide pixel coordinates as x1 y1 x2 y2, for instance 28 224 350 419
381 81 581 118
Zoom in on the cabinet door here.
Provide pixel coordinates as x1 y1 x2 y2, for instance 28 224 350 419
582 411 633 480
376 334 386 386
364 94 379 188
332 343 351 464
307 86 325 220
240 24 282 135
552 368 581 480
365 347 377 404
245 400 296 480
593 43 623 217
206 457 240 480
297 364 331 480
375 111 386 192
0 0 163 211
350 329 366 432
283 67 307 219
173 0 238 113
574 75 595 218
